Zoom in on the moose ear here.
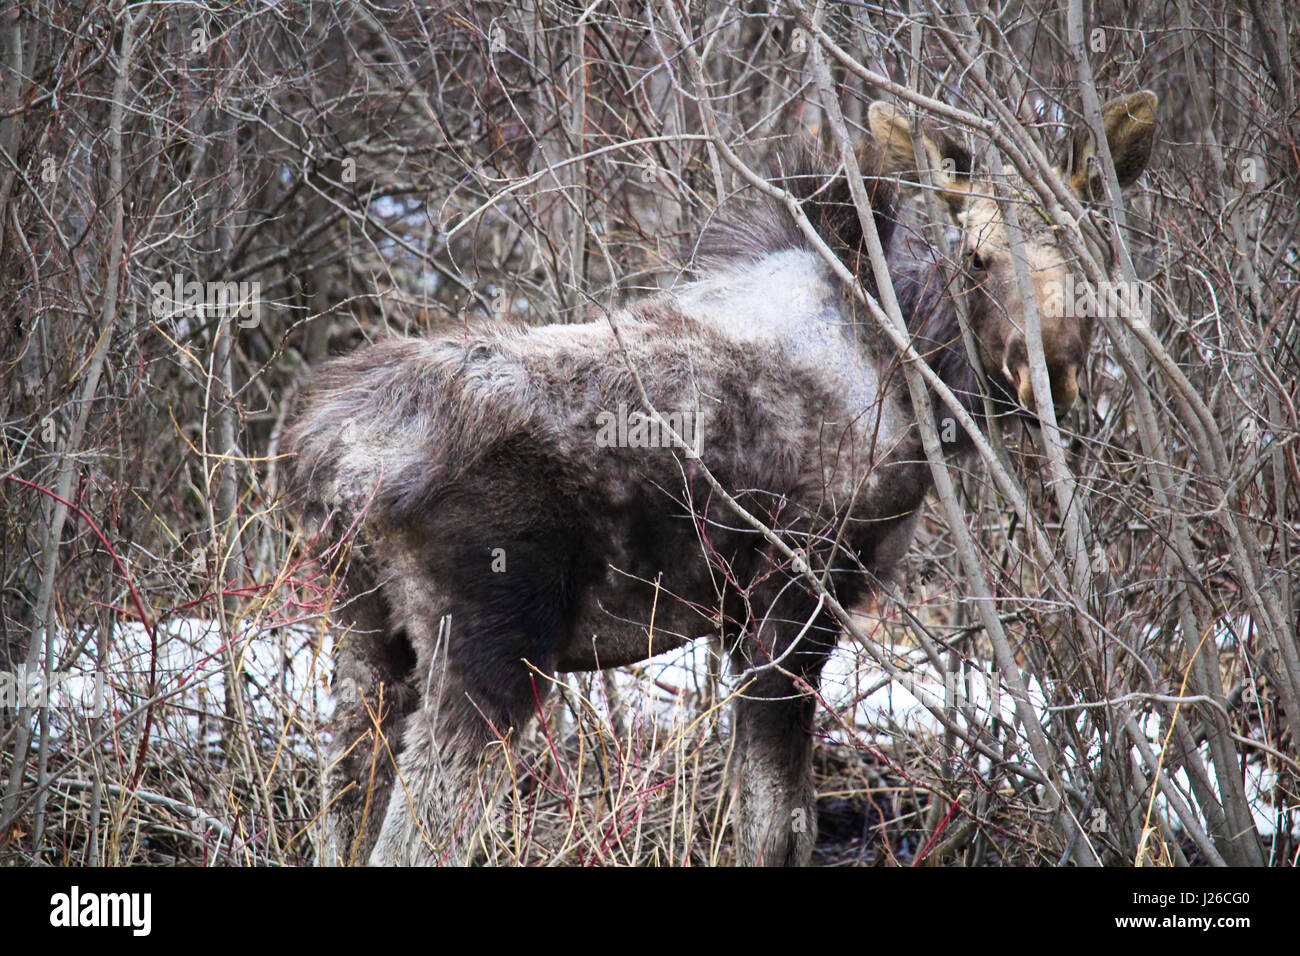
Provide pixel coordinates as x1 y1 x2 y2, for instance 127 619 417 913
1067 90 1158 198
868 101 972 210
868 101 924 174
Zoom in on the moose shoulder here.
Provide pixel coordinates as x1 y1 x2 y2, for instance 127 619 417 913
283 92 1157 866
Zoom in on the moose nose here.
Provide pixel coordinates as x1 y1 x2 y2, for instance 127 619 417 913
1003 338 1081 414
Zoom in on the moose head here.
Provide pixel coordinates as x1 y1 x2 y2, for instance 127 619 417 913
868 91 1158 417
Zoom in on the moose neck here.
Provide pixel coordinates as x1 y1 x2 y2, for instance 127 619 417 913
889 244 984 447
686 143 984 454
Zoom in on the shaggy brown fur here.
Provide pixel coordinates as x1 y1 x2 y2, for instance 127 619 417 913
283 94 1156 866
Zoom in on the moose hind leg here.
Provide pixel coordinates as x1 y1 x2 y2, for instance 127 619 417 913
728 620 833 866
369 598 563 866
368 453 591 865
321 567 418 867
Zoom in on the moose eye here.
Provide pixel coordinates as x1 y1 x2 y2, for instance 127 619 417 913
969 250 986 271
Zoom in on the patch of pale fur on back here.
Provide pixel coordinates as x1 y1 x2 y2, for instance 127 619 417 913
674 249 906 441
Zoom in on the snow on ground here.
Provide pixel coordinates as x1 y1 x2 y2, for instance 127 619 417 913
22 612 1292 842
25 617 332 753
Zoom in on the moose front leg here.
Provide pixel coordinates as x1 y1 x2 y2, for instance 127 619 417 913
728 615 833 866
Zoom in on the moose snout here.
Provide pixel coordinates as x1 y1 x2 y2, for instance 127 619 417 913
1002 335 1081 415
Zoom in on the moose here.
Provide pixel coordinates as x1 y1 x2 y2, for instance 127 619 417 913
284 91 1157 866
